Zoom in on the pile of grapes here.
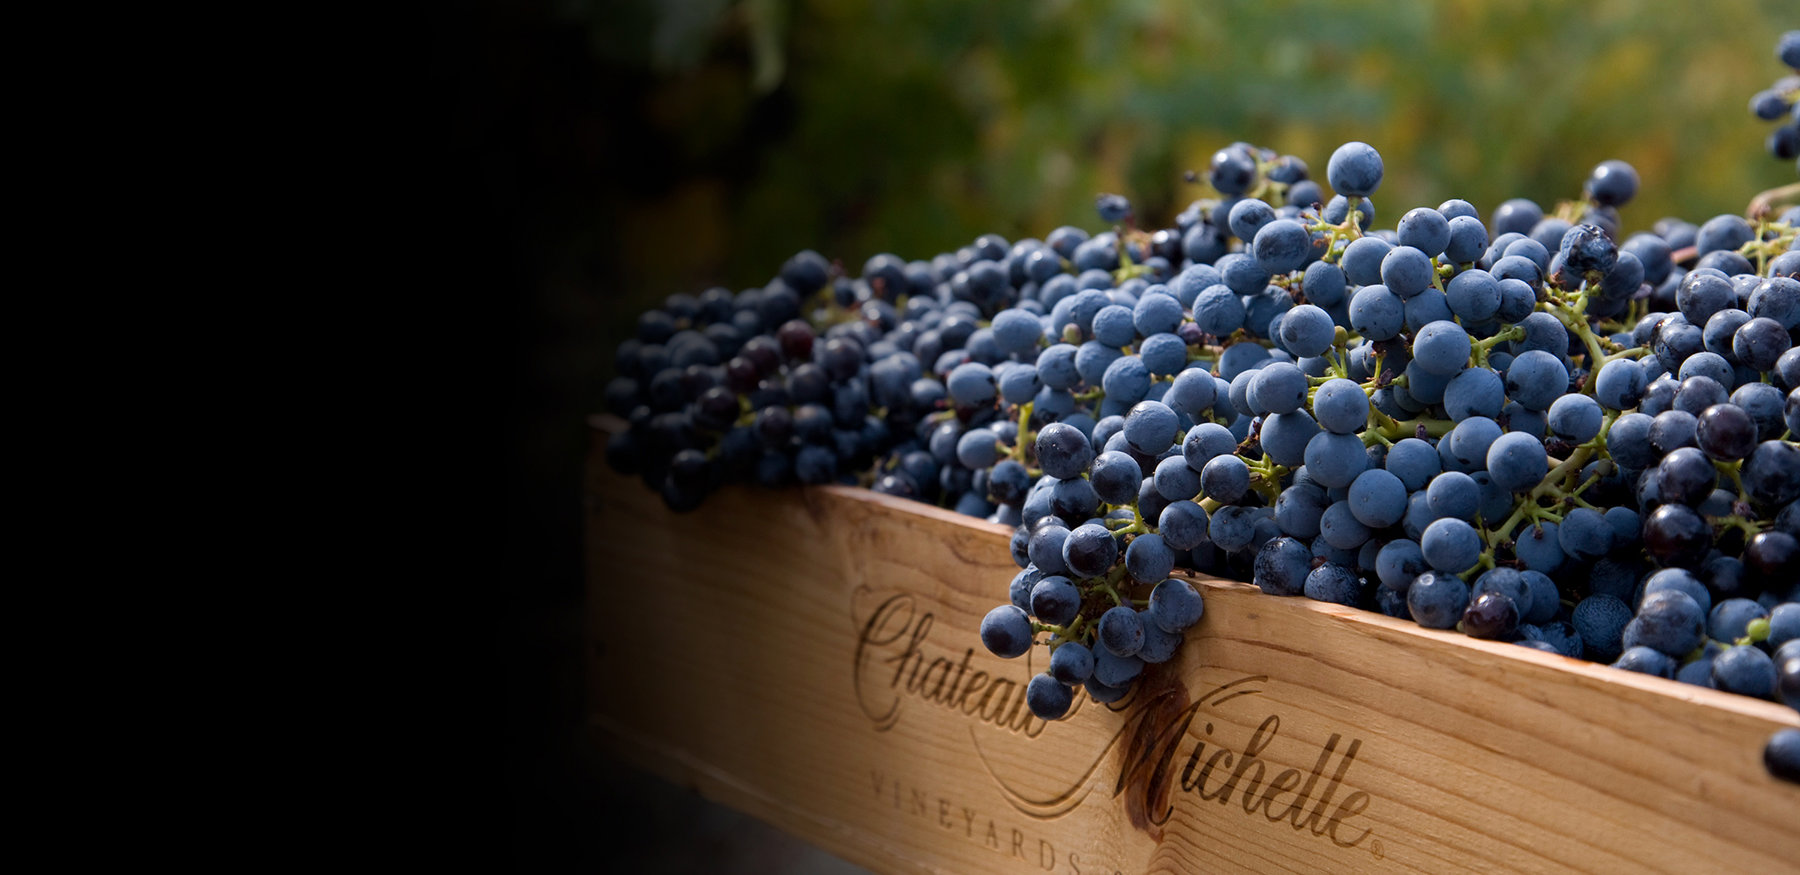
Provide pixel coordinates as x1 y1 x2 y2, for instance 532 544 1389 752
602 33 1800 777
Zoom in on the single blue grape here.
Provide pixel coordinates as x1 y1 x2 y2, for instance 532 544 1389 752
1349 284 1405 341
980 605 1034 658
1098 605 1146 657
1305 563 1363 605
1123 400 1180 456
1192 284 1246 337
1396 207 1451 258
1487 431 1548 492
991 308 1044 356
1326 141 1384 197
1158 501 1210 552
1062 522 1117 578
1504 350 1569 411
1049 641 1094 685
1512 520 1563 574
1340 236 1393 287
1027 673 1075 720
1318 500 1372 550
1381 245 1437 298
1421 517 1482 573
1709 598 1769 643
1149 578 1206 633
1405 289 1455 335
1073 341 1121 387
1154 455 1203 502
1302 261 1348 307
1208 505 1258 553
1030 575 1082 626
946 362 996 407
1137 617 1184 664
1612 646 1678 679
1253 536 1313 596
1444 215 1489 265
1126 533 1176 584
1260 410 1321 467
1035 422 1093 479
1496 276 1538 323
1548 393 1603 444
1200 453 1250 503
1311 378 1370 435
1219 342 1271 382
1273 482 1329 539
1279 303 1336 358
1711 645 1777 698
1089 451 1143 506
1407 570 1471 629
1573 594 1631 662
1593 358 1646 410
1556 507 1613 562
1250 361 1309 415
1444 367 1504 422
1768 603 1800 649
1695 214 1754 258
1091 304 1137 347
1448 416 1503 471
1102 355 1152 405
1444 269 1500 323
1642 567 1712 616
1491 199 1544 237
1490 254 1542 288
1304 431 1371 489
1347 468 1408 528
1413 320 1472 375
1182 422 1239 469
1376 539 1427 591
955 428 1001 470
1164 368 1219 421
1131 290 1184 338
1028 522 1072 576
1426 471 1481 522
1384 438 1441 492
1253 218 1314 273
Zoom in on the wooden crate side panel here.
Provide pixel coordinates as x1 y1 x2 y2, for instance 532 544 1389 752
585 434 1800 874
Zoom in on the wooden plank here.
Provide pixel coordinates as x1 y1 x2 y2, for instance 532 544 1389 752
584 421 1800 874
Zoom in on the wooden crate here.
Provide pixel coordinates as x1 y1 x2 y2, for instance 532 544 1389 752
584 419 1800 874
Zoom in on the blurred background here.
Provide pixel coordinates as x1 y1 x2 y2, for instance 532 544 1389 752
476 0 1796 868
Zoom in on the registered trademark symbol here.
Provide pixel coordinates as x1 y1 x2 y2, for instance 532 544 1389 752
1371 838 1384 859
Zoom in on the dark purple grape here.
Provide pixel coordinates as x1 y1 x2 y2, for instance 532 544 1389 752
1458 591 1521 640
1695 403 1757 461
1768 728 1800 784
1643 503 1713 568
1062 523 1118 578
1743 440 1800 509
1655 447 1718 506
1744 531 1799 583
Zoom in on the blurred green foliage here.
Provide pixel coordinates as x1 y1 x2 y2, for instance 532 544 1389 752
557 0 1793 348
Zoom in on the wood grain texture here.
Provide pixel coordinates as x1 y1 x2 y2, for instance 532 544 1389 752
584 421 1800 874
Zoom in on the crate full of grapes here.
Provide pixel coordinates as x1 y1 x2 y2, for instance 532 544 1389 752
587 33 1800 874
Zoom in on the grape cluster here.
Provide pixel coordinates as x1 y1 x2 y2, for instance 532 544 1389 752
1750 31 1800 173
602 135 1800 752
